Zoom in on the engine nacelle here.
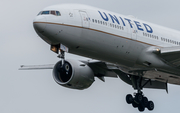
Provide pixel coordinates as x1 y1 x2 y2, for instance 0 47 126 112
53 59 95 90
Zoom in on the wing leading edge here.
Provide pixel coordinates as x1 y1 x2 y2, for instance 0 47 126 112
155 46 180 67
19 64 54 70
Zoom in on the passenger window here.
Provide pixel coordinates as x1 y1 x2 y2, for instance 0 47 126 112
98 20 100 24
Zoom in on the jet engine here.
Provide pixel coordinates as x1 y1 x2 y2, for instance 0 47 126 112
53 59 95 90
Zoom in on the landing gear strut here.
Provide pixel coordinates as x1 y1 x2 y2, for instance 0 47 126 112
126 76 154 112
57 44 68 66
58 50 65 66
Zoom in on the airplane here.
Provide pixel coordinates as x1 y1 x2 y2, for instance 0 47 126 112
19 3 180 112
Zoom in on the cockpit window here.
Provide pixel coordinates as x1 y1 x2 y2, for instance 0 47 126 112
51 11 56 15
37 11 42 15
42 11 50 14
56 11 61 16
38 10 61 16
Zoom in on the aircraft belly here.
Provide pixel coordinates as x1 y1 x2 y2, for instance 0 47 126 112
65 27 144 67
39 23 144 68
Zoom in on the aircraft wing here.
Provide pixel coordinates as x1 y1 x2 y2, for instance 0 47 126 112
19 64 54 70
80 60 118 82
19 60 167 91
83 60 167 91
155 46 180 67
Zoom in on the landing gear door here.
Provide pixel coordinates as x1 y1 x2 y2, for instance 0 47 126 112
79 11 89 28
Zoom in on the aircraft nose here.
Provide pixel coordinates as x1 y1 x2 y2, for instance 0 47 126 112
33 16 47 33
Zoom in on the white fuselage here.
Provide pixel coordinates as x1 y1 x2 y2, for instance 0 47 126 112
33 4 180 84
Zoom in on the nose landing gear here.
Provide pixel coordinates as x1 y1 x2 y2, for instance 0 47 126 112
57 44 69 66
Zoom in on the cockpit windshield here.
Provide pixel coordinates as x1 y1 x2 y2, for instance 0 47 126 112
42 11 50 14
38 10 61 16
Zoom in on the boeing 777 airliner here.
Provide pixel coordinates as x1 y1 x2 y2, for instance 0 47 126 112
20 4 180 112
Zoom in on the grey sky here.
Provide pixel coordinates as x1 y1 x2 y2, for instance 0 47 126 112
0 0 180 113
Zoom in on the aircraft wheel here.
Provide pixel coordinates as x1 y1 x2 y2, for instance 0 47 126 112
147 101 154 111
138 104 145 112
63 62 70 72
135 93 143 103
143 97 148 107
126 94 133 104
132 101 138 108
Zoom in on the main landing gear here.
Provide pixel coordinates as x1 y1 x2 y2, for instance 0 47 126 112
126 76 154 112
56 47 72 76
126 91 154 112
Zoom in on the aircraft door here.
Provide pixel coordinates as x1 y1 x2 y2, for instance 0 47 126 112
79 11 89 28
131 23 137 40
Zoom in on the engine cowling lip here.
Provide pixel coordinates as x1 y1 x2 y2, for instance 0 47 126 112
53 60 74 85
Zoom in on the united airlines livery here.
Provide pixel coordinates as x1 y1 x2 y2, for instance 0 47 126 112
20 4 180 112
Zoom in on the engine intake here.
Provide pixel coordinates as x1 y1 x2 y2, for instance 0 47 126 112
53 59 94 90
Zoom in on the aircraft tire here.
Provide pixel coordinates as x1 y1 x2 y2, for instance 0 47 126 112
138 104 145 112
143 97 148 107
147 101 154 111
135 93 143 103
126 94 133 104
132 101 138 108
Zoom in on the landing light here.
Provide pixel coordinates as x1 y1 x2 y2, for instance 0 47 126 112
156 49 160 51
51 45 60 54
